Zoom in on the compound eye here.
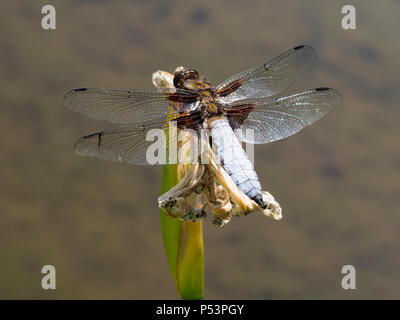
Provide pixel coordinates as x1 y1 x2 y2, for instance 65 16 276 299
173 69 200 88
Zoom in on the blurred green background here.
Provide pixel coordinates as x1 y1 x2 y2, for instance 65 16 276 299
1 0 399 299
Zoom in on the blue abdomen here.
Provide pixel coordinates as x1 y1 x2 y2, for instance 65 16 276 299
209 117 262 202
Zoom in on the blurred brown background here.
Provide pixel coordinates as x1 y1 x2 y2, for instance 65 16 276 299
1 0 399 299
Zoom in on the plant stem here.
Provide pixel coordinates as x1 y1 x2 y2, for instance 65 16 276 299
160 165 204 299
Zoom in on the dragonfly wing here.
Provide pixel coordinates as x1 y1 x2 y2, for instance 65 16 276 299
74 115 203 165
216 45 315 104
64 87 199 124
224 88 341 144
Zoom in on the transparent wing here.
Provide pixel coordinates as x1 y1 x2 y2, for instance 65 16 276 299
224 88 341 144
63 87 199 124
74 115 203 166
216 45 315 104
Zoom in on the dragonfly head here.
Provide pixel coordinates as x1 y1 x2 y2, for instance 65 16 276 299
173 68 201 89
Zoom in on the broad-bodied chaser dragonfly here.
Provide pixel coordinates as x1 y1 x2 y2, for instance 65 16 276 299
64 45 341 208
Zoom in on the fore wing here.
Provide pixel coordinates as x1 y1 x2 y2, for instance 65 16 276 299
216 45 315 104
63 87 199 124
224 88 341 144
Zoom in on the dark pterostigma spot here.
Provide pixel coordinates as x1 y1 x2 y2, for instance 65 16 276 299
316 87 330 91
294 45 305 50
97 132 103 148
81 132 100 139
74 88 87 92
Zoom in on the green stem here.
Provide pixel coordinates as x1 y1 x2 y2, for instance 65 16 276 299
160 164 204 299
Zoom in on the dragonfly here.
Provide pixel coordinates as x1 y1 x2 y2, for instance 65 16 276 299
64 45 341 208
